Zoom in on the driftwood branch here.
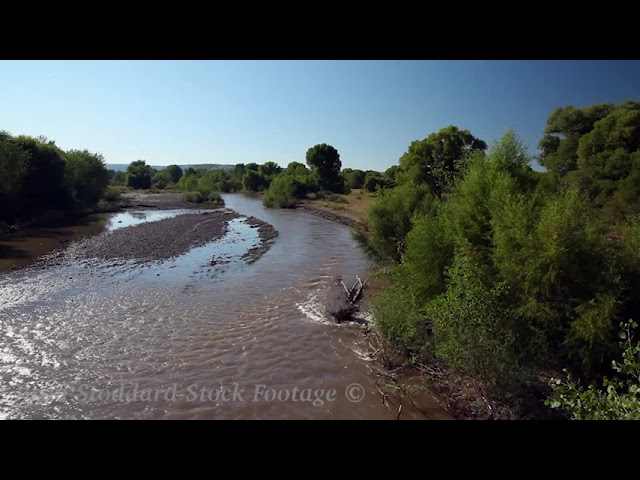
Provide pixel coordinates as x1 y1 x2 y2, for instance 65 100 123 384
328 274 368 323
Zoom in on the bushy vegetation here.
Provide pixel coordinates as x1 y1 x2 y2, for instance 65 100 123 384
182 190 224 206
0 131 113 223
263 175 300 208
360 107 640 417
325 193 348 204
547 321 640 419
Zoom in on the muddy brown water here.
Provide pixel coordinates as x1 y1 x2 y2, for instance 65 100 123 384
0 194 451 419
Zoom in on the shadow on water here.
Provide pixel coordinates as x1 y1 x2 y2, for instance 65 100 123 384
0 214 108 272
0 244 30 260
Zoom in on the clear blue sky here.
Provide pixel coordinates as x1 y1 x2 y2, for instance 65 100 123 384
1 60 639 171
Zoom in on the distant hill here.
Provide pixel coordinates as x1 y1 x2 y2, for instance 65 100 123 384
106 163 234 172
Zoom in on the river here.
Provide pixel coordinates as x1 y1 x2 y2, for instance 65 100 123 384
0 194 451 419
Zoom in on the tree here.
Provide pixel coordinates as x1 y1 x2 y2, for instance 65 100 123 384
126 160 154 189
343 168 366 189
286 161 308 176
354 183 434 263
306 143 343 192
13 135 69 211
363 172 384 193
163 164 183 183
258 161 282 179
263 174 300 208
65 149 110 203
0 132 31 221
242 169 267 192
398 125 487 197
538 102 617 177
573 102 640 215
384 165 400 186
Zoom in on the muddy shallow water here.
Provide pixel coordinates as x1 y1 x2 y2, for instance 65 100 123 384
0 194 451 419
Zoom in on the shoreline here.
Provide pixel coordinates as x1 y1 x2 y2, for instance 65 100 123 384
295 204 366 229
1 192 279 273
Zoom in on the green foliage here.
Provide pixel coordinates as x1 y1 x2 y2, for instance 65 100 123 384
263 174 300 208
64 149 110 204
103 186 122 201
398 125 487 197
126 160 154 190
258 161 282 179
242 169 268 192
363 172 385 193
182 190 224 206
425 251 525 394
110 170 127 185
306 143 343 193
368 126 640 409
13 135 70 210
325 193 347 204
0 131 117 222
179 173 198 192
355 183 434 263
372 276 433 356
547 321 640 419
539 102 616 176
183 191 204 203
343 168 366 189
196 176 217 195
286 161 307 175
152 172 169 189
401 213 453 304
207 191 224 206
164 164 183 183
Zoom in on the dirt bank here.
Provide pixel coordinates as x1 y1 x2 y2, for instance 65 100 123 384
28 192 281 269
295 204 366 229
122 191 218 211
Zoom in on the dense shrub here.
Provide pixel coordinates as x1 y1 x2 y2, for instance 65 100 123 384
263 175 299 208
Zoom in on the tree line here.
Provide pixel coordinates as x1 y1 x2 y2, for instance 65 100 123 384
114 143 397 207
0 131 112 223
354 100 640 419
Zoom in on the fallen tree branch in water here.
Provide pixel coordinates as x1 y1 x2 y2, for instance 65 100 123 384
328 274 368 324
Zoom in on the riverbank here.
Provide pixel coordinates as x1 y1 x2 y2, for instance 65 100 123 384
1 192 279 273
298 189 373 227
295 204 366 229
50 210 240 264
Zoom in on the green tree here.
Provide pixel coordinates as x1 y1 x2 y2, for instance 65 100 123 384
286 161 308 176
126 160 154 190
538 102 617 177
258 161 282 178
399 125 487 197
354 183 434 263
570 102 640 216
548 321 640 420
384 165 400 186
363 172 384 193
163 164 183 183
13 135 69 211
306 143 343 193
110 170 126 185
343 168 366 189
242 169 267 192
65 149 110 203
0 132 31 221
263 174 300 208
